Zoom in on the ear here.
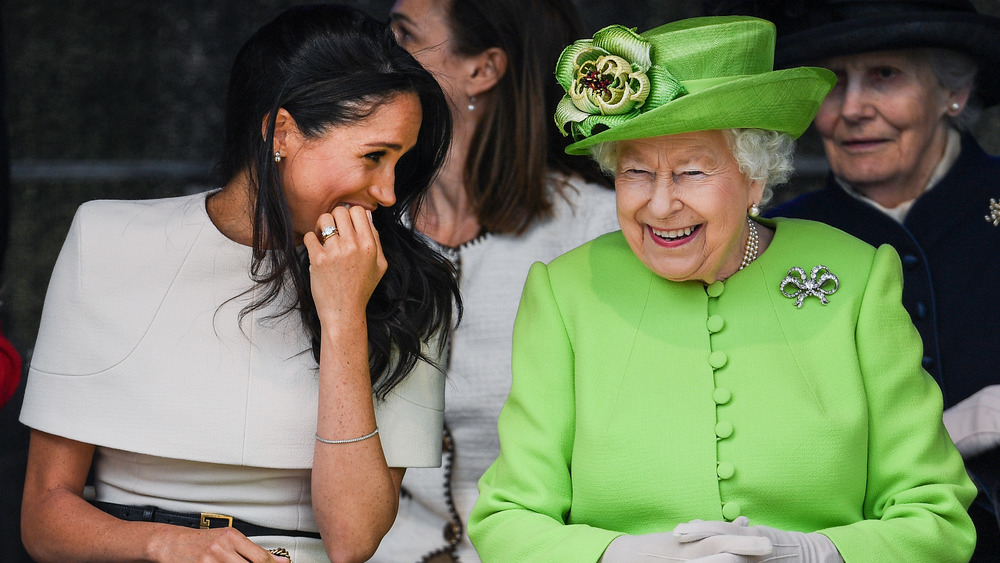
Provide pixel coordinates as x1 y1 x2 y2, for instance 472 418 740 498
465 47 508 98
945 86 972 117
262 108 298 154
748 178 765 209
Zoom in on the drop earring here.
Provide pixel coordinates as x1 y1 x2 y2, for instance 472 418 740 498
274 151 282 163
749 203 760 217
468 96 476 111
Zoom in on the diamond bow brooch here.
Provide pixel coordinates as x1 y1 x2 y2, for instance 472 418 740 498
986 198 1000 227
780 265 839 309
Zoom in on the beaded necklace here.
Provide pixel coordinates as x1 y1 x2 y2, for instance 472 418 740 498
738 219 759 271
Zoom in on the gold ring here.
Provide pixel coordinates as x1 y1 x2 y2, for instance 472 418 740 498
319 226 339 244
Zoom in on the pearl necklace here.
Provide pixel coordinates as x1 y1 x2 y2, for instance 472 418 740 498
738 219 759 271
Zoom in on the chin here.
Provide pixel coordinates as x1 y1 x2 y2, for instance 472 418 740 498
645 263 691 282
831 161 892 186
839 169 895 188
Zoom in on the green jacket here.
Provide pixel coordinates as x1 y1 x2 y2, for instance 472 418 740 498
469 218 976 562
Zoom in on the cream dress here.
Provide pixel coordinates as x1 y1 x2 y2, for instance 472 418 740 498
21 192 446 563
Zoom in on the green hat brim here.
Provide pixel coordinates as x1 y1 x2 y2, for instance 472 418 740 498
565 66 835 155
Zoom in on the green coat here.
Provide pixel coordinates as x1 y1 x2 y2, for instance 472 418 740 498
469 218 976 562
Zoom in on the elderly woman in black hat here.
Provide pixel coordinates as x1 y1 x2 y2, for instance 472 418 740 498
468 15 976 563
710 1 1000 558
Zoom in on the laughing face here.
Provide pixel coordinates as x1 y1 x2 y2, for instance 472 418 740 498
614 130 762 283
813 49 956 205
277 92 422 241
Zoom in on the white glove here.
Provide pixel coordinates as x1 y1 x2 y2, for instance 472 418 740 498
599 517 772 562
943 385 1000 458
674 517 843 563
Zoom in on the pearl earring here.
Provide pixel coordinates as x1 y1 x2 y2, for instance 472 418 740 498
468 96 476 112
749 203 760 217
274 151 282 163
950 102 961 112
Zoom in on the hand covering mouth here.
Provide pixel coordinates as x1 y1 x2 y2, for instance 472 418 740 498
651 224 700 240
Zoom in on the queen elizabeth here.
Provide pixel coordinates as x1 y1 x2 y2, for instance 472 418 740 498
468 16 976 563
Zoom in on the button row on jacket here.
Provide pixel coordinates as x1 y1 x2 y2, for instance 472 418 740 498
717 461 735 480
706 281 741 520
716 421 733 439
713 387 731 405
722 501 741 521
709 351 728 369
706 280 725 297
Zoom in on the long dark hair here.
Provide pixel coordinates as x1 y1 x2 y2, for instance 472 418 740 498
445 0 611 235
213 4 459 398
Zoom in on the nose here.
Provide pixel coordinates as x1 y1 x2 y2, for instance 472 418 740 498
369 169 397 208
647 179 682 217
839 79 875 123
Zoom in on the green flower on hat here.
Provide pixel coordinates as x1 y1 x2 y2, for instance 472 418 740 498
554 25 684 140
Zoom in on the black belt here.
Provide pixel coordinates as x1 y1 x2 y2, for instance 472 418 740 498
92 500 321 540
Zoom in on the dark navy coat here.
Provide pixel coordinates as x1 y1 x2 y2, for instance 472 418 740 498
767 134 1000 556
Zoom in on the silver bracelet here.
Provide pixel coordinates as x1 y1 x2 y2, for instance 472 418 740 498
315 427 379 444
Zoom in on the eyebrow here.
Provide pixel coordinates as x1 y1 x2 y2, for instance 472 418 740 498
388 12 414 26
364 142 405 151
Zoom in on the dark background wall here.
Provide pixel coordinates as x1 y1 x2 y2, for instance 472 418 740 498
0 1 998 560
4 0 1000 372
0 0 718 359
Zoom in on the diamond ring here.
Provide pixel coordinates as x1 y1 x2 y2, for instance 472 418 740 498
319 225 339 244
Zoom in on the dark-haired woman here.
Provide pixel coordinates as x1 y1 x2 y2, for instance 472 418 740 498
374 0 618 560
19 5 458 563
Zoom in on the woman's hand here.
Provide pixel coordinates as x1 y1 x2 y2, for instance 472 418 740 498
673 517 844 563
943 384 1000 458
304 205 387 325
599 520 772 562
22 430 290 563
145 526 290 563
305 205 399 559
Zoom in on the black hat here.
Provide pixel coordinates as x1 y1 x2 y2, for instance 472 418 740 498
709 0 1000 105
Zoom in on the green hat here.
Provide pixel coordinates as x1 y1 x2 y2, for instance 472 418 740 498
554 16 836 155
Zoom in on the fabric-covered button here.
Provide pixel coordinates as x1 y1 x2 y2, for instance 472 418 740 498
713 388 732 405
717 462 735 479
722 501 741 520
914 302 927 320
706 281 725 297
706 315 725 333
922 356 935 368
716 421 733 439
901 254 919 270
709 351 728 369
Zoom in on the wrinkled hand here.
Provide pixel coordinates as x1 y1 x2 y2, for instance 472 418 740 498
675 517 843 563
943 385 1000 458
304 206 387 323
147 525 290 562
599 517 772 562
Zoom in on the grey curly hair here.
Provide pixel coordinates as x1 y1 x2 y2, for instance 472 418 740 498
589 128 796 205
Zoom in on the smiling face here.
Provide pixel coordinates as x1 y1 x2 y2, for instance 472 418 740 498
276 92 422 240
813 49 954 203
614 130 762 284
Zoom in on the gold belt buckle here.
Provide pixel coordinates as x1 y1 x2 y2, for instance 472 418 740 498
199 512 234 529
